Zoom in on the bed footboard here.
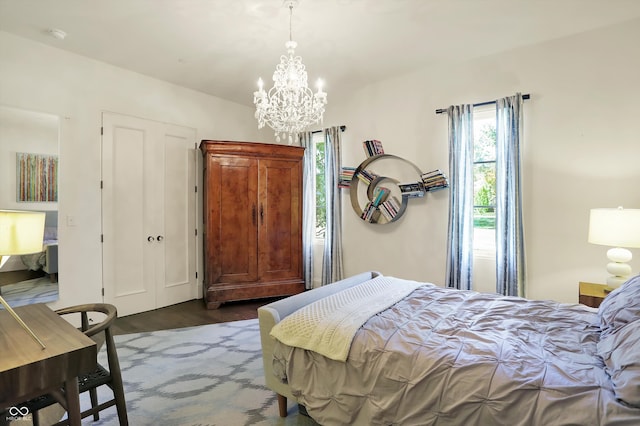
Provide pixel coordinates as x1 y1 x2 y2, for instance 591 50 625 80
257 271 381 417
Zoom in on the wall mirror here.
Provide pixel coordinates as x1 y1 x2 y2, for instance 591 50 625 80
0 104 60 307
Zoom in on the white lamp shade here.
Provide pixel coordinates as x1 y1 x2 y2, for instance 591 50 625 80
0 210 46 255
588 208 640 248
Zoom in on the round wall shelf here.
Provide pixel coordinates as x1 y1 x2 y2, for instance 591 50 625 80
349 154 425 224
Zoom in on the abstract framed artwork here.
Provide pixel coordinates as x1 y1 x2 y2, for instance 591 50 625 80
16 152 58 202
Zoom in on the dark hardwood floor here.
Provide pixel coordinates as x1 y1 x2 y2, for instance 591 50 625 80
0 269 46 286
111 297 277 336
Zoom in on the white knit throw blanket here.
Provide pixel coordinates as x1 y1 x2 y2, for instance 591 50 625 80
270 276 426 362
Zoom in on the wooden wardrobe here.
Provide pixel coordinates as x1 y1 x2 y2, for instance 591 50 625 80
199 140 305 309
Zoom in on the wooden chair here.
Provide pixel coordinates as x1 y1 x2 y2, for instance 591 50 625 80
21 303 129 426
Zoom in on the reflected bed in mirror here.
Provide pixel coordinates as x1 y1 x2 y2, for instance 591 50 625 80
0 105 60 307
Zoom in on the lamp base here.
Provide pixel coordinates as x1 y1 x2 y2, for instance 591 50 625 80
605 247 633 289
606 275 629 289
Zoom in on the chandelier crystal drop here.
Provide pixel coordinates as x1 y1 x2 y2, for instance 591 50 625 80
253 0 327 145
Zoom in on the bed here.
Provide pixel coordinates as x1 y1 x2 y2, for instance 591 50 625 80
258 272 640 425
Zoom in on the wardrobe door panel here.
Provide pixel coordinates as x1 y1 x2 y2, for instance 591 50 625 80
258 158 302 282
206 155 259 284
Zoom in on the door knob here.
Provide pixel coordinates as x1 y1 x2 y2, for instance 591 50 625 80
157 235 164 242
147 236 155 242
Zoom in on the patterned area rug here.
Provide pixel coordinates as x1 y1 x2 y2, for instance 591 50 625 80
0 277 58 307
82 319 317 425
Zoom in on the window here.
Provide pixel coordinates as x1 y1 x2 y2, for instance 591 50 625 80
473 108 496 255
313 131 327 238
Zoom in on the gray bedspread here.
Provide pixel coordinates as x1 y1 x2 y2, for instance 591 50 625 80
272 279 640 425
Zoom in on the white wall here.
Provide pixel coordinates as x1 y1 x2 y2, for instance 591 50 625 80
324 18 640 303
0 31 270 310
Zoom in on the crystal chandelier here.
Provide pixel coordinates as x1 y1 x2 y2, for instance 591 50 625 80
253 0 327 145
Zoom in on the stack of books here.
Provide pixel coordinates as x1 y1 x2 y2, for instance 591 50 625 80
339 167 356 188
361 202 380 222
421 169 449 191
372 187 390 206
379 196 402 222
363 140 384 157
356 169 378 185
399 182 425 198
361 186 390 223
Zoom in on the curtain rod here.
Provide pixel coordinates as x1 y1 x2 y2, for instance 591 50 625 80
311 125 347 134
435 94 530 114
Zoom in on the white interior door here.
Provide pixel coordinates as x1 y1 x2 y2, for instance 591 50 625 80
155 123 197 308
102 112 196 316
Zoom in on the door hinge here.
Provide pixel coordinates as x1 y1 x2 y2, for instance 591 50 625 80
100 180 103 189
195 185 197 193
101 126 103 135
195 228 198 236
102 288 105 296
100 234 104 243
195 271 198 279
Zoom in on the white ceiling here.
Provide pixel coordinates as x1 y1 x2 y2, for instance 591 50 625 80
2 0 640 107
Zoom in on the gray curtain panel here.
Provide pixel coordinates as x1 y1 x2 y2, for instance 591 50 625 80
299 131 315 290
322 126 344 285
495 93 526 297
446 104 474 290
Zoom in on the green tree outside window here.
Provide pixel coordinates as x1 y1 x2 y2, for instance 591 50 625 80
315 136 327 238
474 123 496 229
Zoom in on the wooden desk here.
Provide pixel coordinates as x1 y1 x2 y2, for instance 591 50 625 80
0 303 96 425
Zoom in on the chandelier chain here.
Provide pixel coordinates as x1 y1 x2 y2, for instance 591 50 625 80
289 3 293 42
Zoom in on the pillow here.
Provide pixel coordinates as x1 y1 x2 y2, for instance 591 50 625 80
43 226 58 242
598 274 640 339
597 320 640 407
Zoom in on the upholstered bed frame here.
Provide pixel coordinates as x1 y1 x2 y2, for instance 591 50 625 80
259 272 640 424
257 270 380 417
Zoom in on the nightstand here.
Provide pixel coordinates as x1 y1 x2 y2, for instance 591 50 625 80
578 282 610 308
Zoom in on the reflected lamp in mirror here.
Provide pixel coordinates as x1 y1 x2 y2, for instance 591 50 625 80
0 210 46 268
0 209 47 348
588 207 640 288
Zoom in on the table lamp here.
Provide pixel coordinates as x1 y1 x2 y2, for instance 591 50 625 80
0 209 47 348
588 207 640 288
